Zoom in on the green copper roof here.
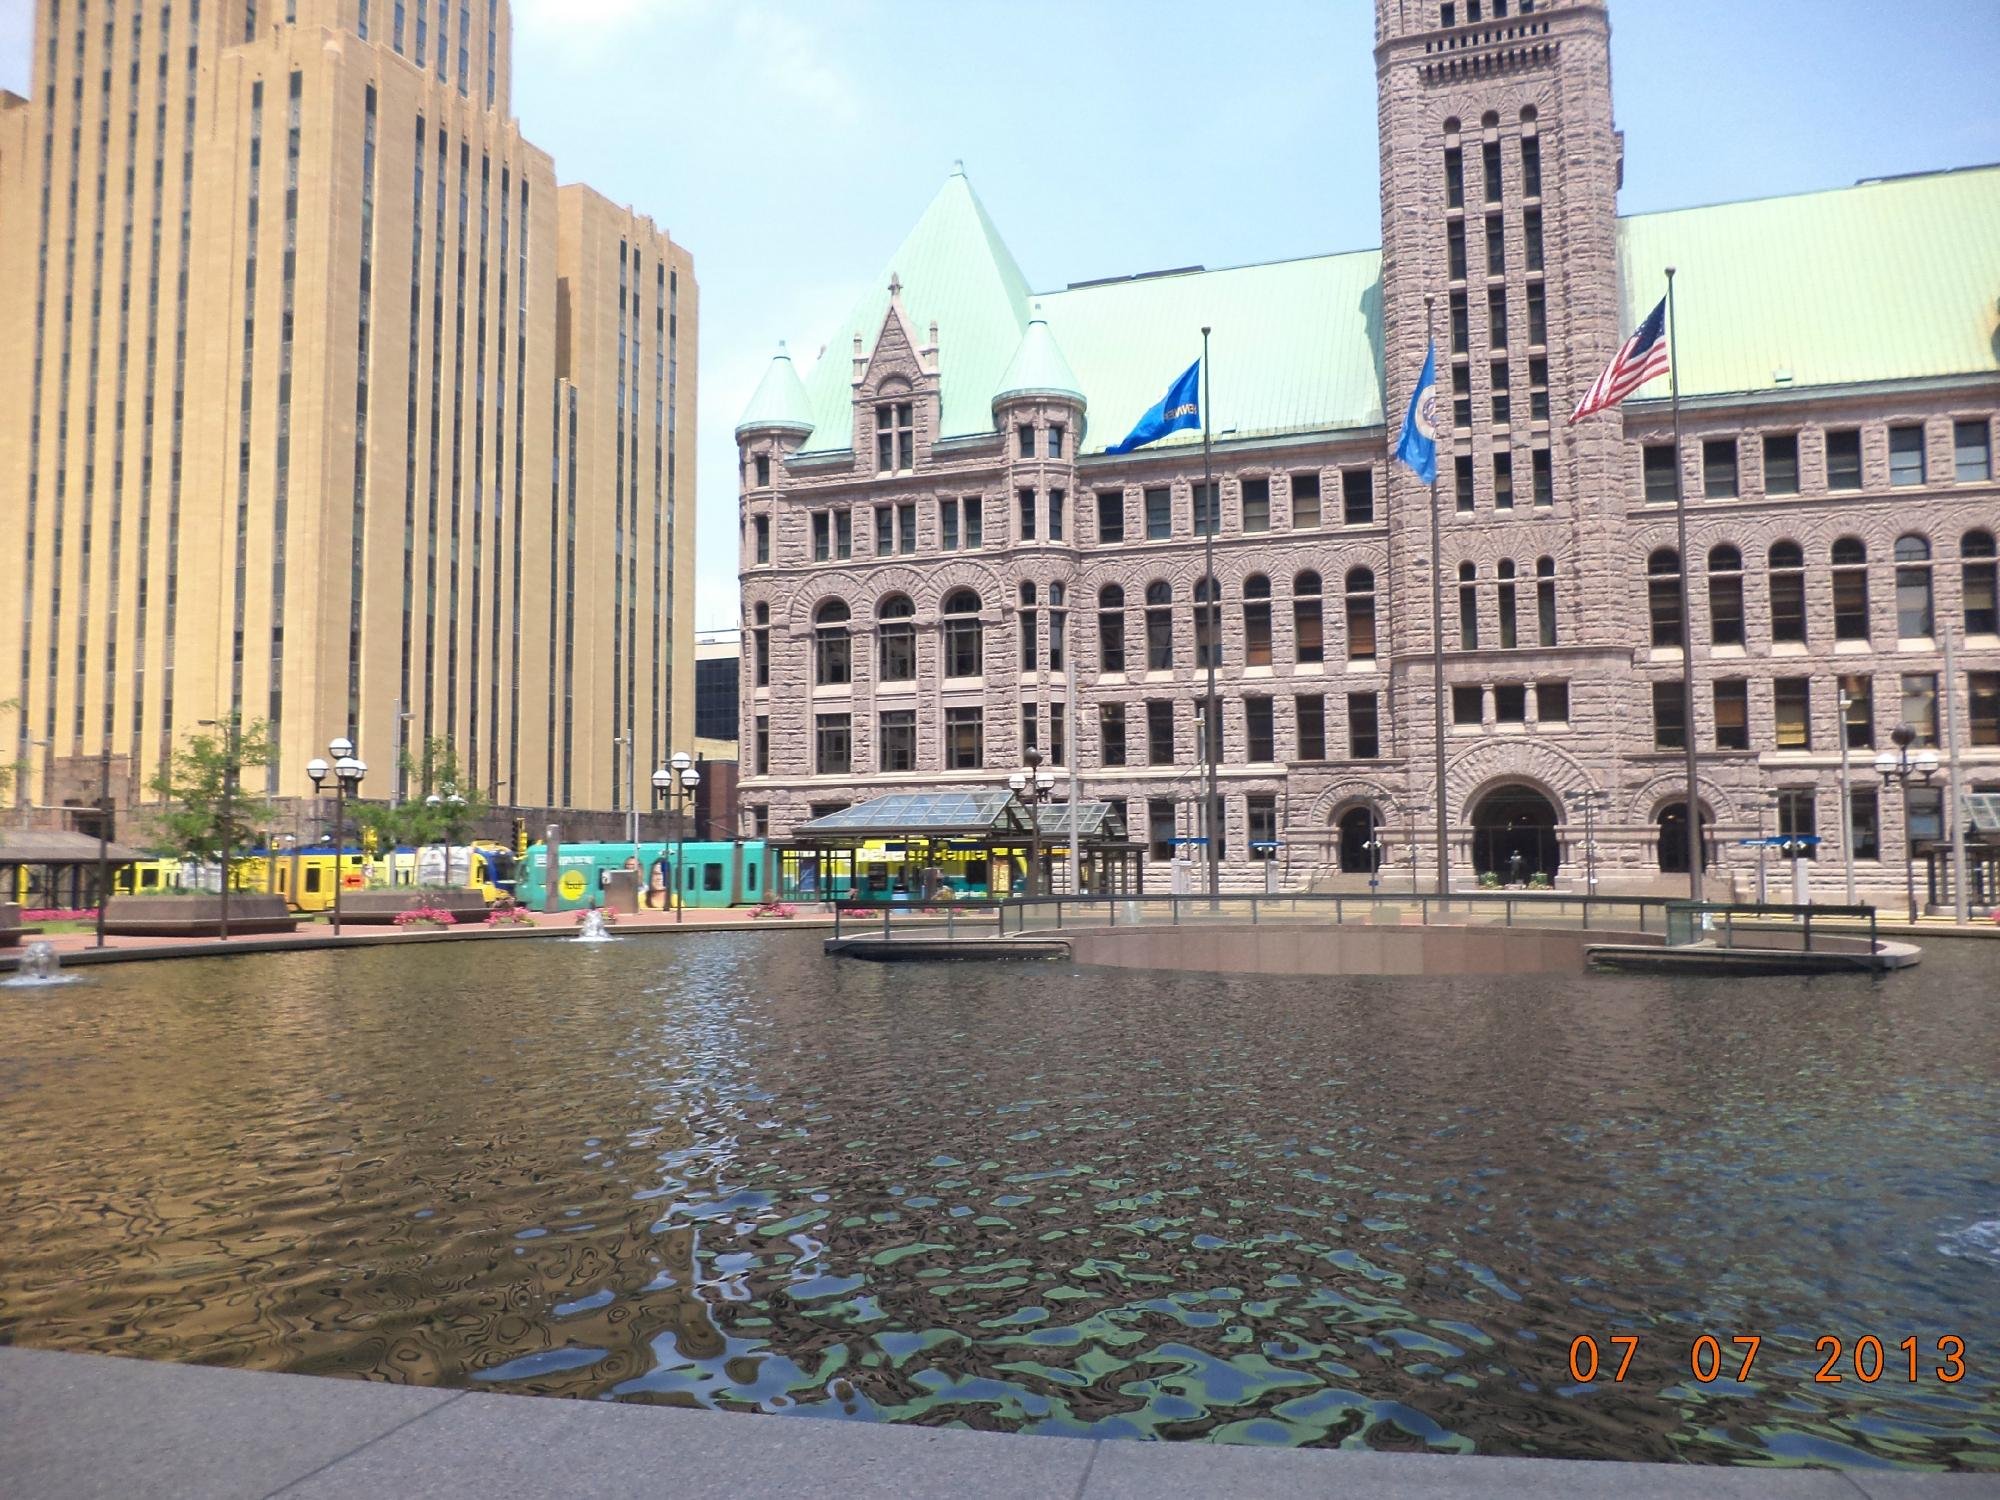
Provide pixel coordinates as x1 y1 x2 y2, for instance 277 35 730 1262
1042 252 1385 453
993 311 1085 407
798 164 1033 451
784 162 1997 457
1617 164 2000 401
735 342 815 436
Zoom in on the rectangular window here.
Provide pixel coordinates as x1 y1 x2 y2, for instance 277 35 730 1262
1703 437 1739 498
1485 213 1505 276
1492 451 1513 510
1532 447 1554 506
754 453 770 487
1772 563 1808 644
1341 469 1373 525
1900 672 1938 745
898 502 916 554
1246 696 1275 762
1714 678 1749 750
1017 488 1036 541
1491 360 1510 425
1096 490 1124 543
1774 676 1812 750
1297 694 1326 760
1969 672 2000 747
1888 424 1926 487
812 511 830 562
1764 432 1800 494
1483 138 1502 203
833 512 851 559
1840 674 1874 749
940 497 959 550
878 710 915 773
1848 787 1880 861
754 714 769 773
1826 428 1862 491
1241 478 1270 533
1049 424 1065 458
1020 706 1038 754
1146 699 1175 766
1494 683 1527 723
1526 283 1546 346
1447 218 1466 281
815 713 851 775
1274 472 1316 531
945 707 984 769
1247 794 1278 861
1017 423 1034 459
1833 558 1870 641
1148 798 1176 862
1955 418 1992 482
1523 206 1543 271
1445 144 1463 210
1487 286 1508 349
1047 489 1065 542
1652 680 1687 750
964 495 983 548
1192 482 1219 536
1536 680 1569 724
1455 453 1475 513
1100 702 1126 766
1521 133 1541 196
1144 486 1171 540
753 515 770 564
1643 444 1678 503
1450 291 1469 355
1453 362 1473 430
1349 692 1380 758
1453 684 1484 727
875 505 893 554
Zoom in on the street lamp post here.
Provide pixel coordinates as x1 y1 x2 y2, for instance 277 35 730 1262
654 752 700 922
1365 804 1383 894
1836 687 1859 907
308 739 366 936
1007 747 1057 898
1874 723 1941 924
1564 788 1607 898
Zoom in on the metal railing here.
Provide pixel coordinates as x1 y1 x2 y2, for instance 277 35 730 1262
826 892 1885 954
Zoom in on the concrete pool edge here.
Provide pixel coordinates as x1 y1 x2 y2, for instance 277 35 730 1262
1 1348 1990 1499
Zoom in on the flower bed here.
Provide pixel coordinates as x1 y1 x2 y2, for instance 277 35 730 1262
23 908 97 923
485 906 536 928
572 907 617 927
752 901 798 920
392 906 460 930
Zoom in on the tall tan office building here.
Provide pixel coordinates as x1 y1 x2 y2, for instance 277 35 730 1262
0 0 696 823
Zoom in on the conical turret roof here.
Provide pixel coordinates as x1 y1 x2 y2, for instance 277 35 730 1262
994 307 1084 408
735 342 815 437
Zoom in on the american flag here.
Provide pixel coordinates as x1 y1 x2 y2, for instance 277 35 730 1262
1569 296 1671 423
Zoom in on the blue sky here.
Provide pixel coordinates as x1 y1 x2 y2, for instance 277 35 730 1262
3 0 1996 633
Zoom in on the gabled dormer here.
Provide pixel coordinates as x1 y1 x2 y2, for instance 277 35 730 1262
853 273 943 476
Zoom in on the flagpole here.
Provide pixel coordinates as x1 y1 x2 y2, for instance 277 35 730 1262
1666 267 1703 904
1200 325 1220 907
1423 297 1449 897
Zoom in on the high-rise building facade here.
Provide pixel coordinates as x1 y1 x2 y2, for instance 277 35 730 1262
0 0 696 823
736 0 1998 900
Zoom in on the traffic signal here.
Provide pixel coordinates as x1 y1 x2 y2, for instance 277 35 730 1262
513 817 529 855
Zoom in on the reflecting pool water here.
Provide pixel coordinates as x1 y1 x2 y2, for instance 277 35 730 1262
0 933 1995 1469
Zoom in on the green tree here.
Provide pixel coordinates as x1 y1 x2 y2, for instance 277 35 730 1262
0 698 20 804
351 738 488 881
144 715 278 866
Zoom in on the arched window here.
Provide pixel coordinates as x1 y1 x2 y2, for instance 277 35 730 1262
813 599 851 686
943 590 983 678
1830 537 1870 642
1145 581 1174 670
1194 576 1221 669
1964 529 1998 635
1536 556 1557 647
1768 541 1807 644
1895 534 1934 639
1497 559 1519 648
1097 584 1126 674
877 594 915 682
1019 581 1039 672
1345 567 1377 663
1458 562 1479 649
1647 548 1683 649
1707 544 1744 646
1243 574 1272 668
1293 571 1324 664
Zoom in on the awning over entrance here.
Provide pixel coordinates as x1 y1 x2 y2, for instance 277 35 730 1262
780 790 1143 903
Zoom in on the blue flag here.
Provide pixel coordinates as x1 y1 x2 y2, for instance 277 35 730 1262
1395 342 1439 484
1107 358 1202 455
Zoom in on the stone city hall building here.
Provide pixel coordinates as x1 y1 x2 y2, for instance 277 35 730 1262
736 0 1999 900
0 0 696 825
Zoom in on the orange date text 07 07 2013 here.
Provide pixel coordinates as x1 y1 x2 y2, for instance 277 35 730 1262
1565 1334 1967 1386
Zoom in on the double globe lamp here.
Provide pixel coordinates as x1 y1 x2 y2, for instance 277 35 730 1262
652 752 701 922
305 739 367 937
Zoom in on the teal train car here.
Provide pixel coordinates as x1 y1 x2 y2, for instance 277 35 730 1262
516 841 770 912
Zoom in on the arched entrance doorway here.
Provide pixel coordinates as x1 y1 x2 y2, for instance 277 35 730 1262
1472 784 1562 882
1336 806 1379 873
1656 801 1713 873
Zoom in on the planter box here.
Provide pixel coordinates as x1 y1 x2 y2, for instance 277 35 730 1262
0 904 21 948
102 893 297 938
337 888 490 925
